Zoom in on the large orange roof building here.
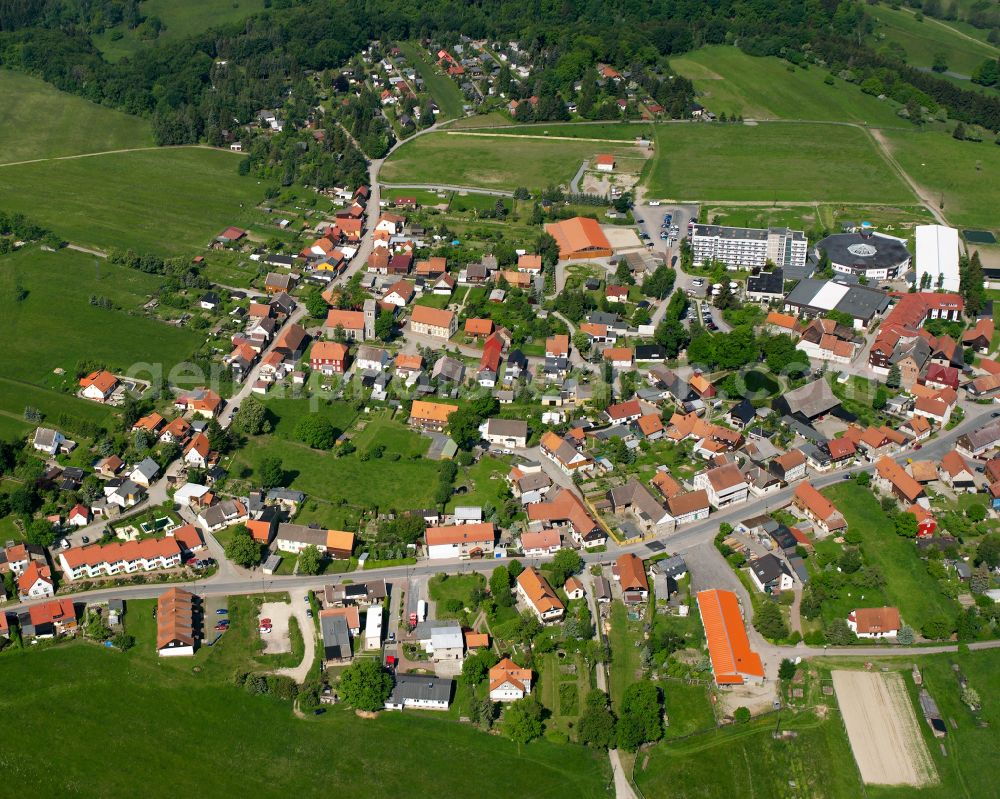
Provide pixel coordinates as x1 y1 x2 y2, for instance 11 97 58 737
696 589 764 685
544 217 613 260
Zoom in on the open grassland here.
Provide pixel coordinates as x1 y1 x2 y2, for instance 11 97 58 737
397 41 465 119
670 46 907 126
879 129 1000 230
869 4 999 80
233 415 442 511
824 484 959 632
93 0 267 61
0 70 152 163
635 711 862 799
646 122 914 203
608 601 644 710
0 605 609 798
381 132 643 191
0 247 200 385
0 147 269 255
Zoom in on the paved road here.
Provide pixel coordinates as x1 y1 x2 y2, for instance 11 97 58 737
379 182 514 197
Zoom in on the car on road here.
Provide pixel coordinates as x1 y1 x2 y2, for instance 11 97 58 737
639 232 650 239
671 255 678 266
659 232 668 240
914 443 922 450
215 608 228 615
306 608 313 618
388 632 396 643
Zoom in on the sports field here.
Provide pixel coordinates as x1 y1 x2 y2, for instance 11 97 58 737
0 625 609 797
670 46 907 126
380 132 645 191
868 4 999 80
93 0 267 61
0 246 200 424
0 147 269 254
878 129 1000 229
646 122 914 203
0 70 153 163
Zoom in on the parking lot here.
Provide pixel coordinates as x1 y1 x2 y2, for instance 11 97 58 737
259 599 293 655
202 594 227 645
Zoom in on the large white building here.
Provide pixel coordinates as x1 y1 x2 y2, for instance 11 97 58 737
915 225 960 293
689 224 807 270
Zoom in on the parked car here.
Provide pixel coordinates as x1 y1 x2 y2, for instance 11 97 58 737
81 535 90 544
215 608 228 615
306 609 313 618
692 278 705 286
215 623 229 631
649 200 661 206
260 618 272 626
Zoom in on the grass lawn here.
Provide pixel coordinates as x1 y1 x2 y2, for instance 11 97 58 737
0 147 271 255
414 292 452 308
879 129 1000 230
0 605 609 797
646 122 914 203
397 41 466 119
234 419 440 513
823 484 959 633
381 131 642 191
265 398 359 441
446 455 510 512
428 572 486 617
0 70 153 163
660 680 716 739
868 4 1000 80
0 247 201 385
92 0 267 61
635 711 862 799
701 202 934 237
608 601 645 710
671 46 907 126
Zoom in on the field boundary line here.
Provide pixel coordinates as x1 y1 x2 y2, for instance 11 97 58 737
445 131 638 144
0 144 241 169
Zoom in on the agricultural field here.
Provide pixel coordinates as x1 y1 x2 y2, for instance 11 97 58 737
0 147 270 255
824 484 959 634
878 129 1000 230
0 70 153 163
635 711 863 799
670 46 908 126
380 131 645 191
0 247 201 386
646 122 915 203
397 41 466 119
0 606 609 798
868 4 1000 82
92 0 268 61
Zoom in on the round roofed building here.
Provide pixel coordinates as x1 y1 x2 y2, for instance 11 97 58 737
815 231 911 282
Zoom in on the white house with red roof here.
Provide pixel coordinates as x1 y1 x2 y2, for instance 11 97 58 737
18 561 55 599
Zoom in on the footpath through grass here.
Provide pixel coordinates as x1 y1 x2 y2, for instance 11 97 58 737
0 69 153 162
646 122 915 203
0 599 609 798
671 46 906 126
0 147 269 255
823 483 959 632
879 129 1000 229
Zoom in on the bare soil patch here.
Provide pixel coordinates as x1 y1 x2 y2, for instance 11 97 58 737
832 669 937 787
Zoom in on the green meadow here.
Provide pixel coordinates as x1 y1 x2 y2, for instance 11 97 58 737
0 147 270 255
646 122 915 203
0 69 153 163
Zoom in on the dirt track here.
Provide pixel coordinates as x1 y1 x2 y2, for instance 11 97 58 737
832 670 937 787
